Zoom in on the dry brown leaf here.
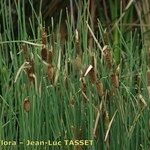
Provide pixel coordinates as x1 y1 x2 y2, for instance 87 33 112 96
83 65 93 77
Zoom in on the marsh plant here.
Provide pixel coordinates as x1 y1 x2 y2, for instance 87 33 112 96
0 0 150 150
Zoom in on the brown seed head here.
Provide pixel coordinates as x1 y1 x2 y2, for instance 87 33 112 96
41 47 49 62
111 73 119 88
103 46 112 69
103 110 109 132
41 28 47 45
96 80 104 97
89 68 97 84
48 50 53 64
47 64 55 82
26 59 35 83
23 97 30 112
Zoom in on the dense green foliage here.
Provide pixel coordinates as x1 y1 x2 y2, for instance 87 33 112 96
0 0 150 150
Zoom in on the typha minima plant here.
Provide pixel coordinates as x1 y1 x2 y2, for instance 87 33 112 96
74 29 82 72
0 0 150 150
41 27 55 83
22 44 37 85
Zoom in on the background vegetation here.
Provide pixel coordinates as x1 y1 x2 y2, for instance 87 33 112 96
0 0 150 149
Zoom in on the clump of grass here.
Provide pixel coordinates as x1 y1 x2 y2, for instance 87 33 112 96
0 0 150 150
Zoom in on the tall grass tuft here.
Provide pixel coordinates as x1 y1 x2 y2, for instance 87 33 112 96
0 0 150 150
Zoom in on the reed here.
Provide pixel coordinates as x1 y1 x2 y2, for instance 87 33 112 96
0 0 150 150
